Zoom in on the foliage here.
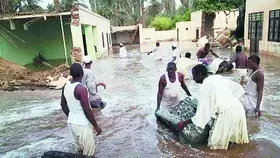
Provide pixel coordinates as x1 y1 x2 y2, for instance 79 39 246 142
173 8 191 23
146 0 164 17
193 0 244 13
46 3 55 12
93 0 177 26
150 16 174 30
0 0 43 14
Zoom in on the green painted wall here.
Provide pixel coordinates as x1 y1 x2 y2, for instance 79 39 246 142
0 18 72 66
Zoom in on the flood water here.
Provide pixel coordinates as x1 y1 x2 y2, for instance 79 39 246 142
1 42 280 158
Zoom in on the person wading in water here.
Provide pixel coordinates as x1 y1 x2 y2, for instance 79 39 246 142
156 62 192 111
82 55 106 110
244 55 264 117
60 63 101 157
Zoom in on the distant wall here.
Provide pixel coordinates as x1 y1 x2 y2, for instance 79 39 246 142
176 21 197 41
140 28 156 44
140 28 177 44
191 10 239 38
191 11 203 38
156 30 177 41
112 31 139 45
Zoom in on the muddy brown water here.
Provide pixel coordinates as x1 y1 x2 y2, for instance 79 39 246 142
1 42 280 158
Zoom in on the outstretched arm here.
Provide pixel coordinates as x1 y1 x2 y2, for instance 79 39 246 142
96 82 106 89
210 49 219 58
147 48 156 55
60 87 69 116
179 73 191 96
227 54 237 66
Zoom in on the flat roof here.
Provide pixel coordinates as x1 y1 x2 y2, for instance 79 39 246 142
0 6 109 22
112 25 139 33
0 12 71 21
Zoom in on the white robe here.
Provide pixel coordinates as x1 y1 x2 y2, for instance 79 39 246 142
119 47 128 58
175 58 199 79
209 58 224 74
171 48 180 61
191 75 249 150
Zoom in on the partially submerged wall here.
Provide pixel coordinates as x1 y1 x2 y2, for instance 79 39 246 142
156 30 176 41
140 28 176 44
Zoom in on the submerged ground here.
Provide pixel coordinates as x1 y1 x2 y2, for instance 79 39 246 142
1 42 280 158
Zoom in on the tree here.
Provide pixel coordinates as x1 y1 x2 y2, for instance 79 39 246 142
0 0 10 14
162 0 176 17
47 3 55 12
193 0 243 13
180 0 189 7
0 0 43 14
150 16 173 30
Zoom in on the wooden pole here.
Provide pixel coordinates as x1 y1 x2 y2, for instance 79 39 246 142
60 15 69 65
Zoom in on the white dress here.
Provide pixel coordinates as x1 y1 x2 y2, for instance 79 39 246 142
119 47 128 58
191 75 249 150
171 48 180 62
175 58 199 79
154 46 163 60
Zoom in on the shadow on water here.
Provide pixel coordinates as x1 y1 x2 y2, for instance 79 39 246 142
1 42 280 157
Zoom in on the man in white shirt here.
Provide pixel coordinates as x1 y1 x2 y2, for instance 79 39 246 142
119 43 128 58
174 52 199 79
171 43 180 62
177 64 249 150
147 42 162 60
60 63 101 157
82 55 106 109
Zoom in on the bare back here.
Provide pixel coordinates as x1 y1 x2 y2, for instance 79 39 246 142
235 53 247 69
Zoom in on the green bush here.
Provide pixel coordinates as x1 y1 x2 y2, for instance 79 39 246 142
150 16 174 31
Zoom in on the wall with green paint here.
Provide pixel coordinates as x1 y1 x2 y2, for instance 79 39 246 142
0 18 72 66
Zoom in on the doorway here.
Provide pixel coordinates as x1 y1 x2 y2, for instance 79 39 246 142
106 33 110 53
196 28 199 39
202 13 216 37
177 28 179 41
249 12 263 55
82 33 88 55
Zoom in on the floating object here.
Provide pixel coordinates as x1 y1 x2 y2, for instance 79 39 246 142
155 97 210 144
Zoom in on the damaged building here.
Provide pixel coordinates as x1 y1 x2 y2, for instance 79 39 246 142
0 6 111 66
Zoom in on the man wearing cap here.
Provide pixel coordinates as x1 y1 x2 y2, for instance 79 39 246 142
171 43 180 62
147 42 162 60
82 55 106 109
119 43 128 58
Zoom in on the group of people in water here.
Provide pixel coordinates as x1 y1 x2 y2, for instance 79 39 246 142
60 42 264 157
156 42 263 150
